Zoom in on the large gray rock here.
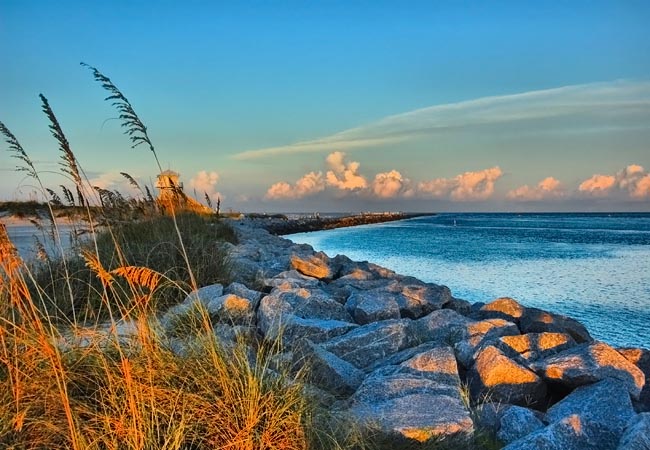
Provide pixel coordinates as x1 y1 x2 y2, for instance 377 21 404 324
295 341 365 396
265 315 358 347
184 283 224 306
618 413 650 450
228 227 293 281
350 371 460 404
504 415 603 450
545 379 637 450
414 309 474 345
346 393 474 445
258 289 353 337
363 346 461 389
533 342 646 400
322 319 419 369
468 345 547 406
520 307 592 343
345 290 401 324
400 346 461 386
326 277 394 302
230 256 266 284
258 289 357 345
346 348 472 445
497 406 546 445
388 280 452 318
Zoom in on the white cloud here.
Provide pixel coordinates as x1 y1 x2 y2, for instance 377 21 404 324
419 167 503 201
371 170 413 198
189 170 222 203
507 177 565 201
89 171 141 197
325 151 367 190
265 171 325 199
579 164 650 199
233 80 650 160
578 174 616 195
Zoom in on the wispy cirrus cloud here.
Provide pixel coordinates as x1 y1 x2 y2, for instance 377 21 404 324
233 80 650 160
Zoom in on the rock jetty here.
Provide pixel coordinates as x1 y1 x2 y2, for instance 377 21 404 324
244 212 429 235
162 218 650 449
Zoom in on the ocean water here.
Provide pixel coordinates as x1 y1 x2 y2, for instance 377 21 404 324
4 224 76 260
288 213 650 349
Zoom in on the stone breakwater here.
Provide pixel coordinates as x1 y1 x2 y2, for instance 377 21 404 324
245 212 429 235
162 220 650 449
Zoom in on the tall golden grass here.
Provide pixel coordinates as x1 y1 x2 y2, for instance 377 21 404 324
0 65 322 450
1 224 312 449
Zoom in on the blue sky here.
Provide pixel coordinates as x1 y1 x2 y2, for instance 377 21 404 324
1 0 649 211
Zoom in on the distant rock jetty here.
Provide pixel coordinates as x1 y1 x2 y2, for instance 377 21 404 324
242 212 430 235
161 217 649 449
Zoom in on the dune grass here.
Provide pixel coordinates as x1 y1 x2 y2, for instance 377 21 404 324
0 63 322 450
0 224 311 449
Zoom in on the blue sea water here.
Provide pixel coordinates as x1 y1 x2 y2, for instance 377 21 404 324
4 224 76 260
288 213 650 349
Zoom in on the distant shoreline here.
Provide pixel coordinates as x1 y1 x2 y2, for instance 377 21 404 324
245 212 433 235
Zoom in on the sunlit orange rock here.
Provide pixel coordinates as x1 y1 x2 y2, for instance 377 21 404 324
533 341 646 400
478 297 526 324
498 332 576 361
468 345 547 405
454 318 520 369
290 251 334 280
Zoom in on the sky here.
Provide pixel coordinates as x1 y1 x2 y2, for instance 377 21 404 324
1 0 649 212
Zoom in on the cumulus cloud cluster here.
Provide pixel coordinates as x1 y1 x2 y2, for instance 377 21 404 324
266 171 325 199
419 167 503 201
579 165 650 199
507 177 565 201
265 154 650 204
265 152 501 201
189 170 222 203
372 170 413 198
325 151 367 190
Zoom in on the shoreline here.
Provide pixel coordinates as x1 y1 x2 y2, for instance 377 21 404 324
224 217 650 446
